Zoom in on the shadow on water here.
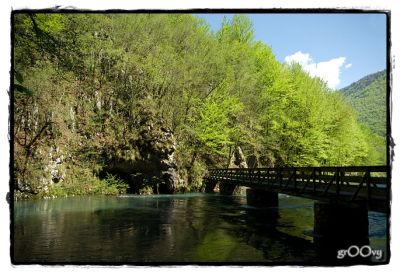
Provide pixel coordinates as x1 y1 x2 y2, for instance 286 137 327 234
219 202 319 263
13 194 387 264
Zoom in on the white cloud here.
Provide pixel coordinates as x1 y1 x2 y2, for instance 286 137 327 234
284 51 312 67
284 51 348 89
345 63 352 69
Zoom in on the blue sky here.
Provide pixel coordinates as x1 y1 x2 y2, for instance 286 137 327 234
195 13 387 89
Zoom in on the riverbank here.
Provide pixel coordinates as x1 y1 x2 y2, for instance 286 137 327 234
13 173 196 200
14 173 129 200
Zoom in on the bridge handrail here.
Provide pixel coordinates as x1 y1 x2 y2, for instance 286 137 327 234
207 166 387 173
204 165 388 209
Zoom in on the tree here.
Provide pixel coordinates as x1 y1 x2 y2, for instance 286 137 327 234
13 13 386 198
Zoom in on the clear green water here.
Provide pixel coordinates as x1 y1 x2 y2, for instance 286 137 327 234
13 193 387 264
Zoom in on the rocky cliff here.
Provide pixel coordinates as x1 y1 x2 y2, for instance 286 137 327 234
104 106 183 194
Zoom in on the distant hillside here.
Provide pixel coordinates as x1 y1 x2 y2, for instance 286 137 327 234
340 70 387 137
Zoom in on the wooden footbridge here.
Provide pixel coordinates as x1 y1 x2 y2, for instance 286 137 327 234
204 165 390 260
204 166 389 213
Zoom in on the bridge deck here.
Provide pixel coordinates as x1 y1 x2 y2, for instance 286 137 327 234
204 166 389 213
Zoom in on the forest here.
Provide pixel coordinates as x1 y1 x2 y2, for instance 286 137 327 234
12 13 386 199
340 70 387 137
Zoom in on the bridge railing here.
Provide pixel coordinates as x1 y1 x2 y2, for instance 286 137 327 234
205 166 388 206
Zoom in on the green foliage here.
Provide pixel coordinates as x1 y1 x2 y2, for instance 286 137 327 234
340 70 386 137
217 15 254 44
103 173 130 193
139 186 154 195
34 14 65 34
36 169 129 199
189 160 208 191
13 13 386 198
194 82 243 155
14 70 33 95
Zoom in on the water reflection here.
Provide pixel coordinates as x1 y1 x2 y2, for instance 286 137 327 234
218 199 318 263
13 194 387 264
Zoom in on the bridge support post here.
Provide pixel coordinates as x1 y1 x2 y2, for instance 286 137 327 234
313 201 369 261
246 188 278 207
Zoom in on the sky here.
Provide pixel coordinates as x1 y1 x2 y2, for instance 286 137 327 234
196 13 387 90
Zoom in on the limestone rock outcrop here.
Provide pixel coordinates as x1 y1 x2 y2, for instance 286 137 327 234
106 112 182 194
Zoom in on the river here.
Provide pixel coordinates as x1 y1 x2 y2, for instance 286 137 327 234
13 193 387 264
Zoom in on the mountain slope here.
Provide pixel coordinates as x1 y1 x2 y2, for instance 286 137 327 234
340 70 387 137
